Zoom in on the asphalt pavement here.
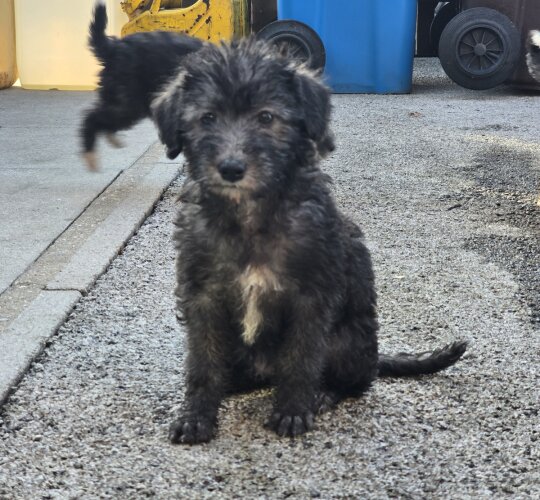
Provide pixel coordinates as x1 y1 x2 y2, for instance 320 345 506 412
0 59 539 498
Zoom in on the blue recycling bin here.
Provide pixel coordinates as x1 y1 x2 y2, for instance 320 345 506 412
277 0 418 93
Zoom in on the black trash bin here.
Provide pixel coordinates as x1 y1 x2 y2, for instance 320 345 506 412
438 0 540 89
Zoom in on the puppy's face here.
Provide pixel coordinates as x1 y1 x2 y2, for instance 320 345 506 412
152 39 334 200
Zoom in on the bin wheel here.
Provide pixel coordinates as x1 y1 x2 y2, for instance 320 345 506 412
430 1 459 55
438 7 520 90
257 20 326 71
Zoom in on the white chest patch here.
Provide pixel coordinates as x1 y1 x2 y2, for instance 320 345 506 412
238 265 282 345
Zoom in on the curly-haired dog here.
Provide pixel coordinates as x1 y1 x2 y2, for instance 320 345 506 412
80 0 202 171
152 39 467 444
527 30 540 82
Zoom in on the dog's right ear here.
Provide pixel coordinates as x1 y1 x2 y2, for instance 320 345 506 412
151 70 187 159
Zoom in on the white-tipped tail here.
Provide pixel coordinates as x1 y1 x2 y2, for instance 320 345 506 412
530 30 540 48
526 31 540 83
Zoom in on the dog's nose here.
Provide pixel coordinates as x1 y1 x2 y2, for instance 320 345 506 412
218 158 246 182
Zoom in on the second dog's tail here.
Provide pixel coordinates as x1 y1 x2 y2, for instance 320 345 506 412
526 30 540 82
89 0 112 63
378 341 467 377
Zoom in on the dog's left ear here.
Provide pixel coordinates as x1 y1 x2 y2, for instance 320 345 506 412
292 69 335 157
151 70 187 160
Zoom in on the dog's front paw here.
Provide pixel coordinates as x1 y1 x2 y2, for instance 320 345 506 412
169 413 215 444
264 410 315 437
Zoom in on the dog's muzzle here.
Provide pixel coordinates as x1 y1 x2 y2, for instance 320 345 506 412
217 158 246 183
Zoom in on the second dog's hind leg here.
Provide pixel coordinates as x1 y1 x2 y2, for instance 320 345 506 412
105 133 124 148
80 105 140 171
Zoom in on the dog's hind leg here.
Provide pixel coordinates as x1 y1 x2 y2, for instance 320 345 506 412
323 238 379 402
80 105 140 171
81 109 100 171
105 133 124 148
323 314 379 401
314 389 342 414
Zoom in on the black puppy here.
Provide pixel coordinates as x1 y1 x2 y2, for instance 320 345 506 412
152 39 467 444
80 0 202 171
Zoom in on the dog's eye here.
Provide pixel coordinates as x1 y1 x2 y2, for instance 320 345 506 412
201 112 216 125
258 111 273 125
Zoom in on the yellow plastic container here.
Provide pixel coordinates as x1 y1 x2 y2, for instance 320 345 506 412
121 0 248 43
14 0 127 90
0 0 17 89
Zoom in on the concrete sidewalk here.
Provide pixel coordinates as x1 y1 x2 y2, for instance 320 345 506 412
0 88 180 404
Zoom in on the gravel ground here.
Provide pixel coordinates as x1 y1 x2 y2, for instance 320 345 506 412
1 59 539 499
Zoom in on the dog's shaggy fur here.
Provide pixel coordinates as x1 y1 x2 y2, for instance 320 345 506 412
152 39 467 444
80 0 202 171
526 30 540 83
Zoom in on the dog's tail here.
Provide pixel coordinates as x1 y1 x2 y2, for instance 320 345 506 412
89 0 113 63
526 30 540 83
377 341 467 377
